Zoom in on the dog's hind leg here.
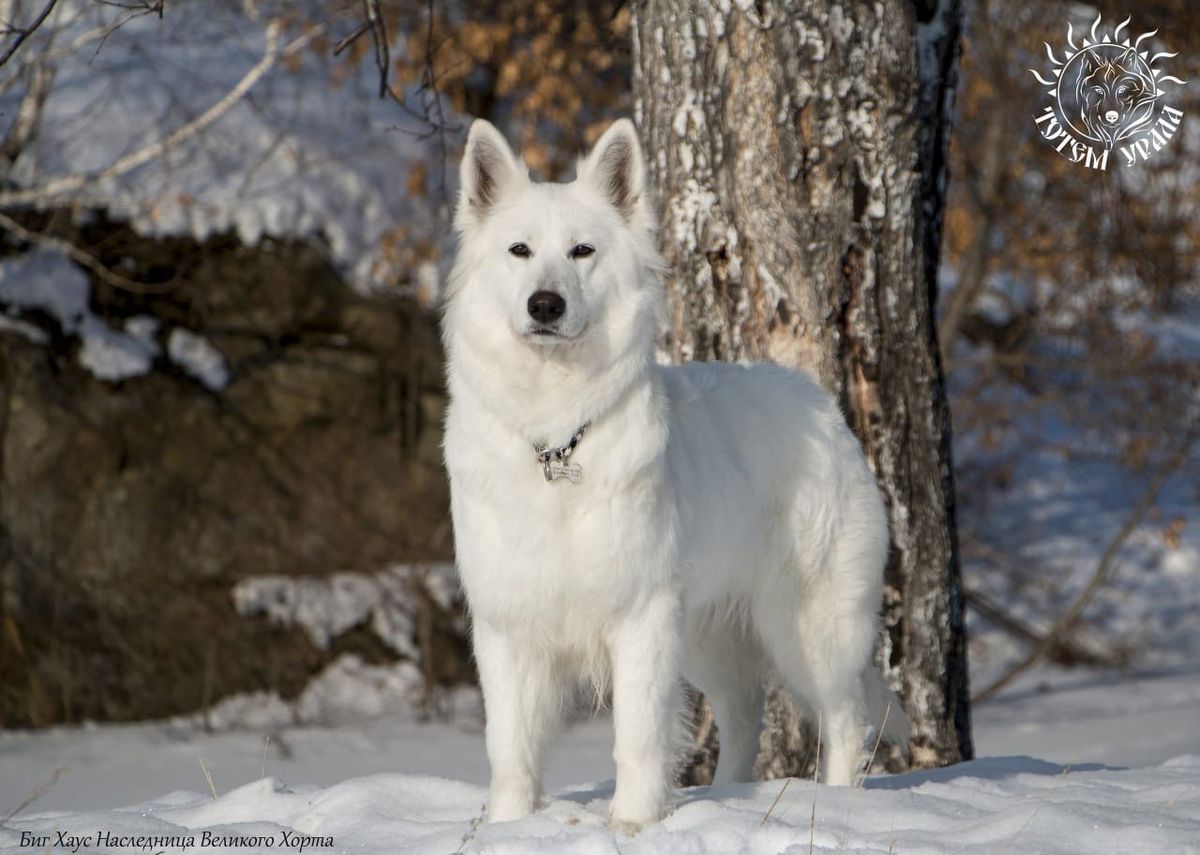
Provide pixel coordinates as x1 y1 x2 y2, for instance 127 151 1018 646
813 681 869 786
682 618 765 785
755 578 875 786
473 621 563 822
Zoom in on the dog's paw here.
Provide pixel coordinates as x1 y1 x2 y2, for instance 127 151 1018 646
486 786 537 823
607 816 648 837
608 779 667 834
607 801 664 835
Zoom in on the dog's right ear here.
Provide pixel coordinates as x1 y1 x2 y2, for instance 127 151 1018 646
457 120 524 228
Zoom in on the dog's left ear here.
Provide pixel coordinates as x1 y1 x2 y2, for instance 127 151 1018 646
580 119 646 221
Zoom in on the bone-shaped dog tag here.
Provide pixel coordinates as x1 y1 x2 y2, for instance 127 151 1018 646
546 460 583 483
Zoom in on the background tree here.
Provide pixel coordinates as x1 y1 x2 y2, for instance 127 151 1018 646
632 0 972 775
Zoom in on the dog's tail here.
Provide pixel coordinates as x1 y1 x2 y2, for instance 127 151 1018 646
863 667 910 754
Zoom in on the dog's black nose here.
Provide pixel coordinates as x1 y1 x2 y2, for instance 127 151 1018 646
527 290 566 324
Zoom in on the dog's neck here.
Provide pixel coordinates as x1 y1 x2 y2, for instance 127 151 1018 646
446 326 659 450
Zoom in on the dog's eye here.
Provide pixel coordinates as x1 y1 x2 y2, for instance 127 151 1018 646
569 244 595 260
508 243 532 258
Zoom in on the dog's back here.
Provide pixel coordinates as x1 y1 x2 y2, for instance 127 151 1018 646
661 360 885 600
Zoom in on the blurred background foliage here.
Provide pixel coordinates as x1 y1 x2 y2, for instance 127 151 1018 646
0 0 1196 728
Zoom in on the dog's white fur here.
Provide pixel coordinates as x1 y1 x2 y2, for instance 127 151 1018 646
442 118 906 829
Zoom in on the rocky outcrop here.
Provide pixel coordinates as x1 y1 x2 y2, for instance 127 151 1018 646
0 221 454 726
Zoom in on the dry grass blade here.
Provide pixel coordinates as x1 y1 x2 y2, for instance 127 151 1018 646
198 755 218 800
760 777 792 826
260 734 271 781
839 701 892 850
861 701 891 788
809 712 822 855
1 767 67 825
453 802 486 854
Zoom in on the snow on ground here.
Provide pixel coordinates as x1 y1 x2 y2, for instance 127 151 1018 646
971 666 1200 769
962 437 1200 681
2 666 1199 853
7 755 1200 854
949 288 1200 682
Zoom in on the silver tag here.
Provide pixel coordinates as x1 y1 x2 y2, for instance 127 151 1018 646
546 460 583 483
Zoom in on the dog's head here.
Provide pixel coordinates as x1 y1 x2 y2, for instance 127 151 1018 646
445 119 662 361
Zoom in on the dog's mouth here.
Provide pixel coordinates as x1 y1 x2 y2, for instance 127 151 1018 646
522 324 585 344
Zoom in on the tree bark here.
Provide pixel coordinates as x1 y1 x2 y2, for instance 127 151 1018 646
632 0 972 776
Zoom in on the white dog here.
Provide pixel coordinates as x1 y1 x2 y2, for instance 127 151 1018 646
442 118 907 829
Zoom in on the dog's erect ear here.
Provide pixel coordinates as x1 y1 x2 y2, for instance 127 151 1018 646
580 119 646 221
458 120 523 223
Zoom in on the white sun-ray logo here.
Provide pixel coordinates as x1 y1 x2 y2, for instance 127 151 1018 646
1030 14 1186 170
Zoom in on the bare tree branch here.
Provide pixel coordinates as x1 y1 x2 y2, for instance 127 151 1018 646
0 0 59 68
0 208 171 294
1 44 56 170
964 587 1116 668
416 0 452 203
364 0 390 99
0 19 325 209
332 22 371 57
331 0 389 99
17 17 142 68
89 0 166 63
94 0 163 13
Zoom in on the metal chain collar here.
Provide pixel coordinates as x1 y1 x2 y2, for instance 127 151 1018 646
534 422 590 483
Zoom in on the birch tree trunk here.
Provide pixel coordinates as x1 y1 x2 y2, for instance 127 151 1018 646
632 0 973 775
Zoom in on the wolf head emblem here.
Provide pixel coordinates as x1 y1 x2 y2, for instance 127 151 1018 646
1074 45 1158 149
1030 14 1188 166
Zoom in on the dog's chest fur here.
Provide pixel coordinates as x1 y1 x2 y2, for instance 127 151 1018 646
445 379 678 640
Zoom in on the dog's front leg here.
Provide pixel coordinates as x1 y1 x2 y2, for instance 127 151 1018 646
474 621 560 822
607 592 681 831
